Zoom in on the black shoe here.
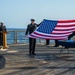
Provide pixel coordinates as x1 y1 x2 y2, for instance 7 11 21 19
32 53 36 55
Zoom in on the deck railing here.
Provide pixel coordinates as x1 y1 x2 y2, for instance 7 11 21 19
7 30 43 44
7 30 55 45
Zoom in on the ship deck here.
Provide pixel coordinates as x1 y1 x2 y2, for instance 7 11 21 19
0 44 75 75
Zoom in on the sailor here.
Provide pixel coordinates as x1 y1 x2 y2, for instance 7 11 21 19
0 22 7 46
25 19 38 55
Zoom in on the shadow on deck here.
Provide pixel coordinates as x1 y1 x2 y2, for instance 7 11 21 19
0 44 75 75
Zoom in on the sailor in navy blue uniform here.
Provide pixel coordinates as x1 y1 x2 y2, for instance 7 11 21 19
25 19 39 55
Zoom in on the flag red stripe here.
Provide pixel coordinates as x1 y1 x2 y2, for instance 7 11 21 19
58 20 75 23
52 32 72 34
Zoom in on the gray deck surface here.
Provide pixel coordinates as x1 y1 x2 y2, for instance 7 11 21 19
0 44 75 75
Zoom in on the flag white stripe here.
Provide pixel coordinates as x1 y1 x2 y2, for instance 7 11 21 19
52 30 75 33
57 22 75 25
55 26 75 29
32 31 71 36
28 35 67 40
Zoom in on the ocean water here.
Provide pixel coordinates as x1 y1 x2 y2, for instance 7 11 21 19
7 28 43 44
7 28 26 44
7 28 55 44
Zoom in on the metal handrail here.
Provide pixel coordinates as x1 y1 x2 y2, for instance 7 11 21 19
7 30 55 45
7 30 42 44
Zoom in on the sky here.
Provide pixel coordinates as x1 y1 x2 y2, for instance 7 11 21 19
0 0 75 28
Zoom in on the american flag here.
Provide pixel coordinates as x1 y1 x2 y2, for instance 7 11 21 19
28 19 75 40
